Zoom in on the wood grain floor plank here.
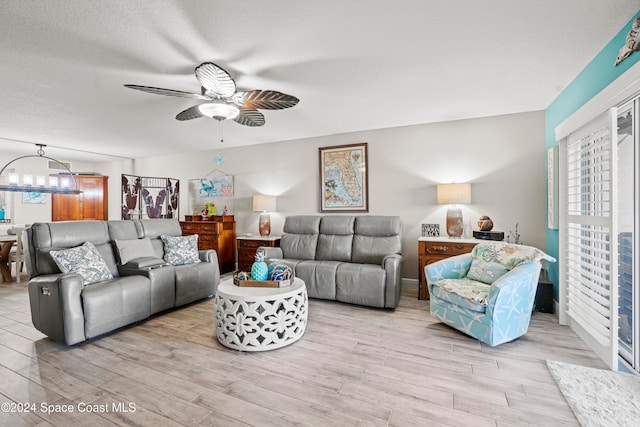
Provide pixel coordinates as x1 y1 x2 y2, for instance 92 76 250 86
98 374 212 425
0 364 64 404
194 388 313 427
0 342 36 372
254 374 392 425
18 359 107 404
224 380 363 427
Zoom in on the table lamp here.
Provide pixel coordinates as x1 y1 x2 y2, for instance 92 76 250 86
252 194 276 236
437 183 471 238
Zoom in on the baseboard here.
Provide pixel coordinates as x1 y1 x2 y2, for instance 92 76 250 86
403 278 418 288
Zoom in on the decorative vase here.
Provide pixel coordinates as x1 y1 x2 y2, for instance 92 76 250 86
477 215 494 231
446 206 464 238
251 250 268 281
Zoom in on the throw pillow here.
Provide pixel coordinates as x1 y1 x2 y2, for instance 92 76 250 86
466 259 509 284
115 237 157 264
49 242 113 285
161 234 201 266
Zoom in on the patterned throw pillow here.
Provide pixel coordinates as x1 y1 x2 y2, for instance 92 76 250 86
467 242 555 284
161 234 201 266
50 242 114 285
467 259 509 284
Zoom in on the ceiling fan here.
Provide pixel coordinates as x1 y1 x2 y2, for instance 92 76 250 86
124 62 299 127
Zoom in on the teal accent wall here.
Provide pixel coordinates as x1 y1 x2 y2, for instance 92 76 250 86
545 10 640 299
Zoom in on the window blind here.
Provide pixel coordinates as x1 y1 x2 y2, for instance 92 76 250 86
561 109 618 368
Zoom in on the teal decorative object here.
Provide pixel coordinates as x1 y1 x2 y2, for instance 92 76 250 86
251 250 268 281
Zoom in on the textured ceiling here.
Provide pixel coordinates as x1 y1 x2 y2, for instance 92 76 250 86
0 0 638 162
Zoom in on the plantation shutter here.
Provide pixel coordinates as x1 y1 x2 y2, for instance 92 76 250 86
559 108 618 369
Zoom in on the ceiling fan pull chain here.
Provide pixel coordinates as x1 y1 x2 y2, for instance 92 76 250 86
219 121 224 143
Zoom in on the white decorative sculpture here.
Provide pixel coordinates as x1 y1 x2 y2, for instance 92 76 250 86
615 17 640 66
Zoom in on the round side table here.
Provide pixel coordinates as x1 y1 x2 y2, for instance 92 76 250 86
214 277 308 351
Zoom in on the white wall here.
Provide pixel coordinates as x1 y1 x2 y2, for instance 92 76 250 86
132 110 546 280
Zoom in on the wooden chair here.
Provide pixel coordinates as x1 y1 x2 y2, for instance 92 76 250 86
9 227 26 283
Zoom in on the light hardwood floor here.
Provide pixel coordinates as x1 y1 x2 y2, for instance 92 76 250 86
0 275 604 426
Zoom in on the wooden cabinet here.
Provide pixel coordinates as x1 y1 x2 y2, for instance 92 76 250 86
51 175 108 221
418 237 478 300
180 216 236 274
237 236 281 272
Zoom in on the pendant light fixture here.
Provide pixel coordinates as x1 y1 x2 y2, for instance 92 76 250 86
0 144 81 194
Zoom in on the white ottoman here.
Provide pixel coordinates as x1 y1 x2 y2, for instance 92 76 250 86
214 277 308 351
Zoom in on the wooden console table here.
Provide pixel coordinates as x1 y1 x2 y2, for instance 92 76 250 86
180 216 236 274
418 237 478 300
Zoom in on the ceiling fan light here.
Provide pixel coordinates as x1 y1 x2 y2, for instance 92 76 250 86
198 103 240 121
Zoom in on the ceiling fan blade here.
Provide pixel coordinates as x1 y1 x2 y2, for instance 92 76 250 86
195 62 236 97
124 85 210 100
175 105 205 121
233 90 299 110
234 107 265 127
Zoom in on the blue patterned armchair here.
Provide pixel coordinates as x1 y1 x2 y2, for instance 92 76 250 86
426 242 555 346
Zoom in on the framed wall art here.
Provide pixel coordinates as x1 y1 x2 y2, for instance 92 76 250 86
319 142 368 212
547 146 559 229
421 223 440 237
121 174 179 220
22 192 45 204
198 175 234 197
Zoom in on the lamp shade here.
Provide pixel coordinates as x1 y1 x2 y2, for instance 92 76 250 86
252 194 276 212
198 102 240 121
437 183 471 205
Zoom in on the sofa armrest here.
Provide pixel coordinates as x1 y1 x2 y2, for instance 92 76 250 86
120 257 167 270
426 253 472 297
28 273 86 345
426 253 472 283
200 250 220 293
261 246 283 262
382 254 403 308
199 249 218 264
486 261 542 318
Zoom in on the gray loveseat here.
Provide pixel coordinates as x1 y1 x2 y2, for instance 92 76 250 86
261 215 402 308
25 219 220 345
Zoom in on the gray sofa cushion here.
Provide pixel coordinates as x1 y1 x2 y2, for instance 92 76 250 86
114 237 157 264
352 216 402 265
315 216 354 262
137 218 183 256
30 221 119 276
108 220 142 240
295 260 340 300
82 275 151 339
336 263 387 308
280 216 320 260
174 261 217 306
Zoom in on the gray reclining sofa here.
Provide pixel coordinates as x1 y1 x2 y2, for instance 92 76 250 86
25 219 220 345
262 215 402 308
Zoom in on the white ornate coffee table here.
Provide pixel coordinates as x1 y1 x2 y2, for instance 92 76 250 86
214 277 308 351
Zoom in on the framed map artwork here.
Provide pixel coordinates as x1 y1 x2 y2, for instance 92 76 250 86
319 143 368 212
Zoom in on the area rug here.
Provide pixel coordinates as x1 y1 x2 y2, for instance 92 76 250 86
547 360 640 427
